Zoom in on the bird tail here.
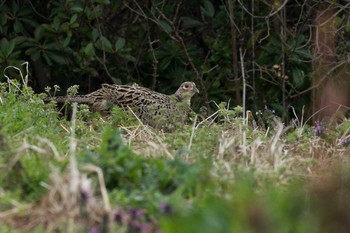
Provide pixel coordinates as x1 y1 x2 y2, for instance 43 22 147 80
44 95 91 104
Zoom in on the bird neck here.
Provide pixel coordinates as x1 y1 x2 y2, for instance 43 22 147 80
175 93 191 106
175 94 183 102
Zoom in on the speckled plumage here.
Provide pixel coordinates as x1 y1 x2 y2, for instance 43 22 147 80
45 82 199 128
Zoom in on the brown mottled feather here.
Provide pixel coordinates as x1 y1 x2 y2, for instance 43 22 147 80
45 82 199 129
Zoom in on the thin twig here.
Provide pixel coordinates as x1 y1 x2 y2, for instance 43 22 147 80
239 48 246 119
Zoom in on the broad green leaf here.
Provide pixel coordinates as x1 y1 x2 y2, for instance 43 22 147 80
46 42 59 50
34 26 44 40
70 14 78 24
6 39 15 56
0 49 4 60
8 50 21 59
0 38 9 54
182 17 203 29
295 49 311 60
101 36 113 52
25 47 40 60
92 28 99 41
115 37 125 52
46 51 67 64
292 67 304 88
94 0 110 3
30 49 40 61
42 51 52 65
123 54 135 62
52 17 60 31
0 14 7 25
201 0 215 18
96 36 113 53
11 1 18 13
41 23 55 32
71 6 83 13
13 36 27 44
59 22 70 32
70 22 79 28
84 43 95 57
63 36 71 47
13 20 23 33
159 20 172 33
21 18 39 28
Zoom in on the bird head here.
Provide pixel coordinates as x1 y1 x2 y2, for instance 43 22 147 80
175 81 199 104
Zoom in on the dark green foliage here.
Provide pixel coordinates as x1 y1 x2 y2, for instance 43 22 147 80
0 0 330 119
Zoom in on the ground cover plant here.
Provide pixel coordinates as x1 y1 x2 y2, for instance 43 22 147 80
2 1 350 232
1 78 350 233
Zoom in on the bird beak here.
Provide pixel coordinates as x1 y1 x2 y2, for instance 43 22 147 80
195 87 199 94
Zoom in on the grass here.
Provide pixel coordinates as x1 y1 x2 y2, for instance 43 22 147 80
1 79 350 232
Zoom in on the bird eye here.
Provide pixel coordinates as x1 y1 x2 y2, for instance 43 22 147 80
184 84 189 89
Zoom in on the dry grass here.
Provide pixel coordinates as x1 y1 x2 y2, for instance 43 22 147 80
1 87 350 232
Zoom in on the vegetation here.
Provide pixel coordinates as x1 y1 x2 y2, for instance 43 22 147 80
0 80 349 232
1 0 350 232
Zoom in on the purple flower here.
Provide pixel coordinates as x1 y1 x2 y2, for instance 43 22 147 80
338 136 350 145
88 227 99 233
159 203 174 215
130 208 145 219
314 120 322 136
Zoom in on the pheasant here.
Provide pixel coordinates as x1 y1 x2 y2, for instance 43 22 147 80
45 82 199 129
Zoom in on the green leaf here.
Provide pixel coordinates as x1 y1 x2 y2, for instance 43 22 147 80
63 36 71 47
70 14 78 24
14 36 28 44
70 22 79 28
84 43 95 57
42 51 52 65
46 42 59 50
123 54 136 62
46 51 67 64
94 0 110 4
52 17 60 31
59 22 70 32
201 0 215 18
6 39 15 56
41 23 54 32
25 47 41 60
12 1 18 13
95 36 113 53
0 38 9 54
159 20 172 33
291 67 304 88
13 20 23 33
71 6 83 13
92 28 99 42
0 47 4 60
21 18 39 28
101 36 113 52
182 17 203 29
115 37 125 52
8 50 21 60
34 26 44 40
295 49 311 60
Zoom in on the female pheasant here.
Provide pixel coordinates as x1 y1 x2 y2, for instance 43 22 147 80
45 82 199 129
